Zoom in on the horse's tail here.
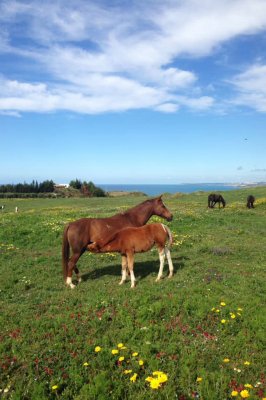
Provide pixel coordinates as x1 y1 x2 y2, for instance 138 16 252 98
62 224 70 281
162 224 173 247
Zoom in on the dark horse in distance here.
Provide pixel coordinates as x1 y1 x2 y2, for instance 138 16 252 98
246 195 255 209
208 193 226 208
62 196 173 288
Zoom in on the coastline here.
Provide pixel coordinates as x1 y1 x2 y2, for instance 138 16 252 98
100 182 266 197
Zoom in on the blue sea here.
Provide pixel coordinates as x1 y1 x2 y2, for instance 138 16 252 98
98 183 240 196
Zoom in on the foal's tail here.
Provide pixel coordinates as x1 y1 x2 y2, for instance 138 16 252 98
162 224 173 247
62 224 70 281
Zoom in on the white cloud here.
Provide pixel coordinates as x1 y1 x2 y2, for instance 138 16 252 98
229 64 266 112
155 103 180 113
1 0 266 114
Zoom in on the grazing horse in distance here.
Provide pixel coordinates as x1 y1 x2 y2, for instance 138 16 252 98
247 195 255 209
208 193 226 208
88 223 174 288
62 196 173 288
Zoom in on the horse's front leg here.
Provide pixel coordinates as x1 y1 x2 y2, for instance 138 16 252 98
119 255 128 285
127 252 136 288
156 246 165 281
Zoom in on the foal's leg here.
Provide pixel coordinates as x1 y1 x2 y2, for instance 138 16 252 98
156 246 165 281
127 252 136 288
165 246 174 278
119 255 128 285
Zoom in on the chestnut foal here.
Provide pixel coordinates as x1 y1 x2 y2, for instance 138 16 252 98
88 223 174 288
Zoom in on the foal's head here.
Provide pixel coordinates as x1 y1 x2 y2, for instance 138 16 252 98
152 196 173 221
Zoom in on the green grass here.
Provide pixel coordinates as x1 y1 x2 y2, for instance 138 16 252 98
0 188 266 399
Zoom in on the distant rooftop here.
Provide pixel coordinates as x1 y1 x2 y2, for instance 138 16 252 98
54 183 69 188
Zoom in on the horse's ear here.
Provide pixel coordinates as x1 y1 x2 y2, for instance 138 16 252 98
157 195 163 201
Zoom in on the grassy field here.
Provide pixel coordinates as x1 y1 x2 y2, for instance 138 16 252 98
0 188 265 399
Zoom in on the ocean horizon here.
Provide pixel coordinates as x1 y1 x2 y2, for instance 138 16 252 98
98 183 241 196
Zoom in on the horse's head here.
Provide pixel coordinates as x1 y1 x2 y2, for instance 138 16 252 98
153 196 173 221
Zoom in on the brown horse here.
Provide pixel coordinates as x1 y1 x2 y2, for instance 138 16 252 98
88 223 174 288
62 196 173 288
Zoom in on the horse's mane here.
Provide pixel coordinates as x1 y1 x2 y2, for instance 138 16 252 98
121 198 154 216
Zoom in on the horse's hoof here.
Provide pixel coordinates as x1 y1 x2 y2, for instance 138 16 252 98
168 274 173 279
70 283 76 289
119 280 125 285
130 283 136 289
156 277 161 282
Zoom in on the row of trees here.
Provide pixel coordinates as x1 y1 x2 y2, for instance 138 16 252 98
0 180 55 193
0 179 106 198
69 179 106 197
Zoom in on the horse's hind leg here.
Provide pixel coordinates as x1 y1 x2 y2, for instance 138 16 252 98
74 267 82 284
119 255 127 285
156 246 165 281
66 252 83 289
165 246 174 278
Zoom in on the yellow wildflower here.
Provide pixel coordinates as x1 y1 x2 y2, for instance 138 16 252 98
240 389 249 398
196 377 202 382
132 352 138 357
83 362 89 366
244 361 250 366
223 358 230 363
244 384 253 389
150 379 160 389
231 390 239 397
121 346 127 350
52 385 58 390
95 346 101 352
138 360 144 366
124 369 132 374
119 356 125 362
231 313 236 319
237 308 243 311
130 373 138 382
221 319 226 324
117 343 124 348
157 373 168 383
145 376 153 382
220 302 226 306
112 349 119 355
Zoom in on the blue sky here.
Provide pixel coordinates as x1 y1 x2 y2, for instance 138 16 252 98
1 0 266 184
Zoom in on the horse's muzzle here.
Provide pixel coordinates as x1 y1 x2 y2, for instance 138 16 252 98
167 215 173 222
